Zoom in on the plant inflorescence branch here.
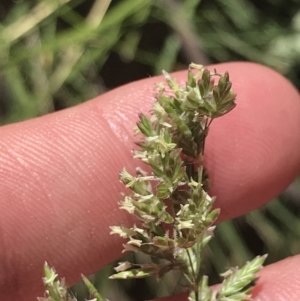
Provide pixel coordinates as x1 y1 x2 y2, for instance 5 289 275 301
109 63 266 301
38 63 266 301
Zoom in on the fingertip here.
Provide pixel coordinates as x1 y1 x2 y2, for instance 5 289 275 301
252 255 300 300
203 62 300 219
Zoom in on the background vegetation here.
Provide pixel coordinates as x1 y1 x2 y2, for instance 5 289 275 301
1 0 300 300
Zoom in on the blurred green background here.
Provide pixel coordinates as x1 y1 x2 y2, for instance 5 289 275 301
1 0 300 300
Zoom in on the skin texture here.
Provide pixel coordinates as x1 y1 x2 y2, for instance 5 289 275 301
0 62 299 301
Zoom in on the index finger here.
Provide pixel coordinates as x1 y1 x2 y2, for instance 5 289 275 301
0 62 299 301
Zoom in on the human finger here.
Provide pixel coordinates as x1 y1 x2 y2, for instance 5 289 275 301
156 254 300 301
0 62 299 301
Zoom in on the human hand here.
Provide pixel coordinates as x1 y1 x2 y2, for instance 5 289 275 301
0 62 299 301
